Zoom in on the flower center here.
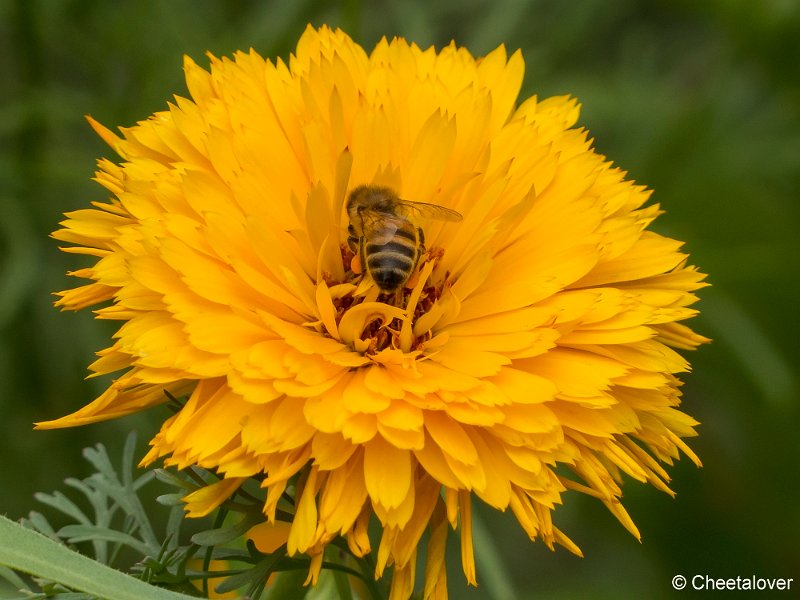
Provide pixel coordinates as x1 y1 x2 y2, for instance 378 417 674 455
329 244 449 356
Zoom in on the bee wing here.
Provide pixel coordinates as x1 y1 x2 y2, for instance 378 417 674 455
360 210 402 245
397 200 463 222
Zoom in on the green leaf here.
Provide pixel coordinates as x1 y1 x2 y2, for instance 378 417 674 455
32 491 91 526
156 492 186 507
83 433 160 551
0 515 196 600
57 524 151 556
62 477 114 565
153 469 199 492
163 505 187 554
23 511 58 539
214 553 283 594
191 513 263 547
0 564 32 592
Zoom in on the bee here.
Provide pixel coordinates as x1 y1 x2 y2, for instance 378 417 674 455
346 185 463 293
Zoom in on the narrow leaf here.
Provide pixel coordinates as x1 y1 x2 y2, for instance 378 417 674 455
23 511 58 539
191 513 262 547
153 469 200 492
156 493 186 506
57 524 150 556
0 515 196 600
33 491 90 525
0 564 32 591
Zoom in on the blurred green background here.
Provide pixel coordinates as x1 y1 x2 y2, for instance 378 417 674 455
2 0 798 598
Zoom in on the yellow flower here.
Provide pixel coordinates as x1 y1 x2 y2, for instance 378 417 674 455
40 25 708 599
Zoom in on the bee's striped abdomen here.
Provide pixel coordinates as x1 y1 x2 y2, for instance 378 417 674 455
363 228 419 292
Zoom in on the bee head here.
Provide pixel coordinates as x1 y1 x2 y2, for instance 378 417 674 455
347 185 399 213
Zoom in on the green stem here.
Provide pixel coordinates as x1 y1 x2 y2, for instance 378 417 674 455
356 551 386 600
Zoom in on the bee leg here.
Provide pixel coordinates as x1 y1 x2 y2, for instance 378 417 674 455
347 224 359 253
403 226 426 296
412 225 426 274
393 289 404 307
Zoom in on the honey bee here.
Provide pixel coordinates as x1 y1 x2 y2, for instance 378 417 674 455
346 185 463 293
